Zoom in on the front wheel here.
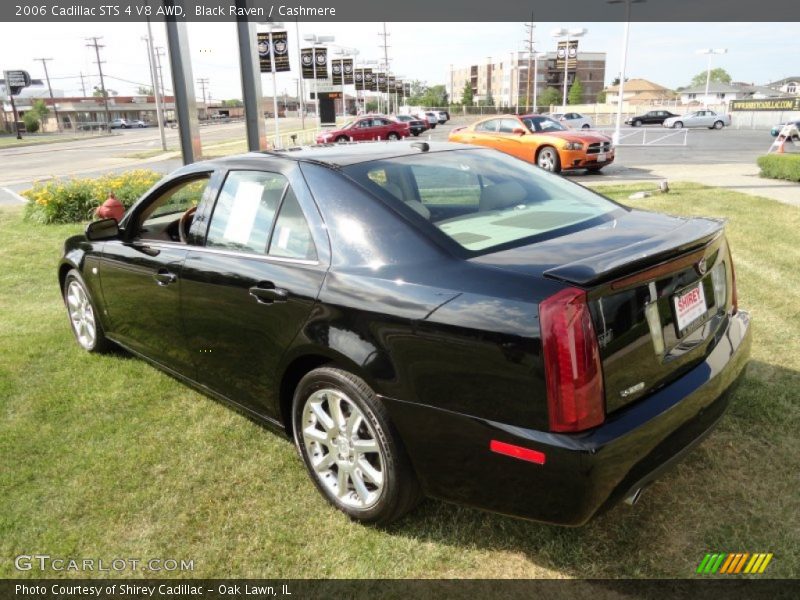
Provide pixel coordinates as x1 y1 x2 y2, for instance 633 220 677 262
412 131 420 137
63 270 112 353
335 135 348 142
292 367 421 525
536 146 561 173
713 120 724 129
673 121 683 129
633 120 642 127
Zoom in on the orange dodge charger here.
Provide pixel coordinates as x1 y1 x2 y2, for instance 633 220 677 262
449 114 614 173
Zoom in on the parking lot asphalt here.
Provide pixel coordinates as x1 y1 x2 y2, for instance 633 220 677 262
1 116 797 207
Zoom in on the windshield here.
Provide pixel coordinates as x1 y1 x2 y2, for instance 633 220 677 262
521 116 567 133
342 149 623 253
340 120 356 130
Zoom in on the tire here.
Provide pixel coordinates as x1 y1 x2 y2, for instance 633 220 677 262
633 120 642 127
536 146 561 173
335 135 348 142
587 166 604 173
413 131 420 137
387 132 399 140
292 367 421 525
713 120 724 130
63 269 112 353
673 121 683 129
582 124 591 129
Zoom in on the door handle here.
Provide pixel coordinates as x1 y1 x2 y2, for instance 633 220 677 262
249 282 289 304
153 269 177 286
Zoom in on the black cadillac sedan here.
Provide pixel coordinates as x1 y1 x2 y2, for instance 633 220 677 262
59 141 751 526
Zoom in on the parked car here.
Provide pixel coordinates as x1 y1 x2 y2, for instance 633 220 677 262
449 114 614 173
770 120 800 138
109 118 130 129
129 119 149 128
663 110 731 129
548 112 593 129
393 114 428 136
60 142 751 526
625 110 679 127
315 116 410 143
418 112 437 129
435 110 448 124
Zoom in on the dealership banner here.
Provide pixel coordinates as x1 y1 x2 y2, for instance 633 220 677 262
331 59 343 85
301 48 328 79
556 40 579 70
729 98 800 111
343 59 354 85
257 31 290 73
364 69 375 91
404 82 411 97
395 80 404 95
376 72 387 92
388 75 396 91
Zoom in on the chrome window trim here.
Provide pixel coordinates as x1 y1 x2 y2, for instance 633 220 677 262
132 240 320 267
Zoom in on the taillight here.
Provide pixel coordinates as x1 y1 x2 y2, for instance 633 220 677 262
540 287 605 432
729 251 738 314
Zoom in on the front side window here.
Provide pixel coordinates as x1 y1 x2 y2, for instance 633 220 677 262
343 150 623 254
206 171 286 254
136 175 211 242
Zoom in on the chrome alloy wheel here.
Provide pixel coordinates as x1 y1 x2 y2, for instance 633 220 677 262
66 280 96 349
537 147 558 172
301 388 385 509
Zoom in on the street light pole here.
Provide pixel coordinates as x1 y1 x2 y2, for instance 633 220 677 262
697 48 728 108
552 27 587 109
144 19 167 150
532 52 545 112
608 0 644 145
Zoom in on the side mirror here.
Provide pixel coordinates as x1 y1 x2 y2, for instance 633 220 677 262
85 218 120 241
512 127 526 136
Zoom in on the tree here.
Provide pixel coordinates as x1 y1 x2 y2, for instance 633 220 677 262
24 100 50 132
421 84 448 107
461 80 474 106
596 89 607 104
611 76 629 87
538 87 561 110
92 86 118 98
22 113 40 133
221 99 243 107
136 86 154 95
690 68 732 88
568 79 584 105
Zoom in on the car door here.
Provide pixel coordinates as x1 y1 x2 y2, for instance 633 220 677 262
98 171 219 375
493 118 531 161
180 166 328 419
374 117 391 139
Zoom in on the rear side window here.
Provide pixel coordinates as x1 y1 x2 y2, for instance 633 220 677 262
268 188 317 261
206 171 286 254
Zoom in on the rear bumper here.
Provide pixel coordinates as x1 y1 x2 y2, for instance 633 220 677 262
383 310 751 525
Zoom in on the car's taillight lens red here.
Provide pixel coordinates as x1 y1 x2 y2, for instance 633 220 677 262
540 287 605 432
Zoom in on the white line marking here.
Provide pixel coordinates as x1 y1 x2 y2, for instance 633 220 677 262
2 187 28 203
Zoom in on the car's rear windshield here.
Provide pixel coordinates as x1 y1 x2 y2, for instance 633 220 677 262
342 149 624 254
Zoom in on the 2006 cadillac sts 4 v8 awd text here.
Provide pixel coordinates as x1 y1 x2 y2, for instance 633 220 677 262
59 142 751 525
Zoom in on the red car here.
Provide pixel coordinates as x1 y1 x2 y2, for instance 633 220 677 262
316 116 410 143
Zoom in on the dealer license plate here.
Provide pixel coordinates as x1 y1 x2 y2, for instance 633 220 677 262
597 152 607 161
673 282 707 335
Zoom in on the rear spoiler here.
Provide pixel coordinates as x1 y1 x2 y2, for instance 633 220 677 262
544 217 725 287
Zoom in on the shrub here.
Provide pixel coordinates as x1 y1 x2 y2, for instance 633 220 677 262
22 169 163 224
756 154 800 183
22 113 40 133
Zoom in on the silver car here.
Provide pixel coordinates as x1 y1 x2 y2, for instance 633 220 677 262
548 112 593 129
663 110 731 129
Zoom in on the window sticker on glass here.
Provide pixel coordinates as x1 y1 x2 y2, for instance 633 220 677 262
222 181 263 245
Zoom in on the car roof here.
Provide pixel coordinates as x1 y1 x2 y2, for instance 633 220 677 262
177 141 481 172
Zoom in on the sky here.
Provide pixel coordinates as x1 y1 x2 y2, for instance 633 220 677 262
0 21 797 100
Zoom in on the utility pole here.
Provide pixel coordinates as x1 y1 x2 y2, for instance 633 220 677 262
34 57 61 132
197 77 209 119
523 15 535 112
155 47 167 102
78 71 88 97
379 22 390 114
85 37 111 131
144 19 167 151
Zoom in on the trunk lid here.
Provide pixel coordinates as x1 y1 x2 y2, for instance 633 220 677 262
472 209 734 415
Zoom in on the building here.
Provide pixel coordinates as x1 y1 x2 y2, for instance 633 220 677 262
678 82 785 106
602 78 676 105
766 77 799 95
450 51 606 108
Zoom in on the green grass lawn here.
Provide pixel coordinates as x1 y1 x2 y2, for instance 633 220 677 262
0 133 101 149
1 182 798 579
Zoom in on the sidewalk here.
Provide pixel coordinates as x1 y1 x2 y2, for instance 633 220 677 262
588 162 800 208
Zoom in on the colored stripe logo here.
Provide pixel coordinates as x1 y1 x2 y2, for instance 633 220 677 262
696 553 773 574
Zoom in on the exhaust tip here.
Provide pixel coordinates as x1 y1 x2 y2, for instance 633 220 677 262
624 487 644 506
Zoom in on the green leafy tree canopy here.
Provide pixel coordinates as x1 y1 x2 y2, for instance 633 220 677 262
568 79 584 105
690 68 732 88
460 80 474 106
537 87 561 110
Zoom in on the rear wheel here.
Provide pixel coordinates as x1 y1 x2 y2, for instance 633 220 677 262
387 132 399 140
713 120 724 129
292 367 421 525
63 270 112 353
582 124 591 129
673 121 683 129
536 146 561 173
